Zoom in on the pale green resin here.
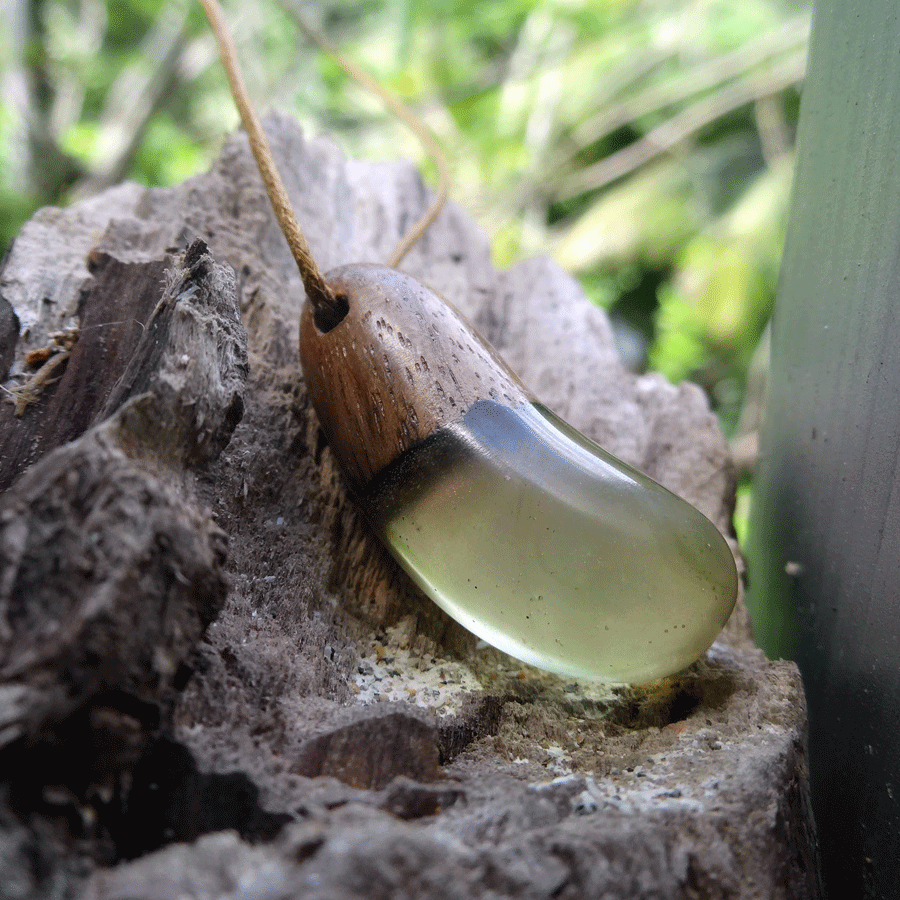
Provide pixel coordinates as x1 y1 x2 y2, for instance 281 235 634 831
364 400 738 684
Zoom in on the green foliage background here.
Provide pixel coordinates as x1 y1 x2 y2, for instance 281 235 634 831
1 0 810 539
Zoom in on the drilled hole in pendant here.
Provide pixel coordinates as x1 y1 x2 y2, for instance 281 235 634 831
314 293 350 333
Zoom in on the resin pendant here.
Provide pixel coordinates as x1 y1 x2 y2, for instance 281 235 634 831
300 264 738 684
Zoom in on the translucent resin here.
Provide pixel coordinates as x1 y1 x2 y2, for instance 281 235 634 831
301 264 738 684
363 400 738 684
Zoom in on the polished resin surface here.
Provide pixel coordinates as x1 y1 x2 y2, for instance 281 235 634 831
364 400 738 684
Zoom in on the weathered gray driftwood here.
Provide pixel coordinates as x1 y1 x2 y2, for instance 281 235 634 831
0 116 819 899
0 239 248 886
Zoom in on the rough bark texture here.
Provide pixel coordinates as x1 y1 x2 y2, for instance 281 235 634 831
0 237 248 891
0 116 819 899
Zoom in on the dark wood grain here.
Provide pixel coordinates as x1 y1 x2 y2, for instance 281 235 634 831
300 263 530 492
0 253 167 491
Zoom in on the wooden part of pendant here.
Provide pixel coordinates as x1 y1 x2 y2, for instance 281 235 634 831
299 263 530 492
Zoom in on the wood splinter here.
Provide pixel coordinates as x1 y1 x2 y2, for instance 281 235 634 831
4 328 79 416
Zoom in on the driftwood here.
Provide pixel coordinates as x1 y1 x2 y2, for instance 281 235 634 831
0 116 819 899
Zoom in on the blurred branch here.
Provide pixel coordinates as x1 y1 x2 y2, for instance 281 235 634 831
556 51 806 201
754 93 793 166
562 15 809 166
498 7 575 245
730 322 770 476
730 431 759 476
1 0 34 188
70 0 190 200
2 0 87 203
